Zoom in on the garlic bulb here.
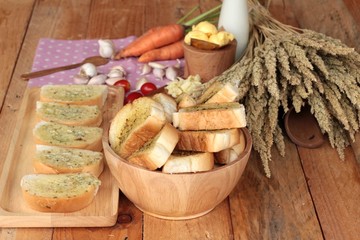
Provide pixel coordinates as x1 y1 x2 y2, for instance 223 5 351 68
88 74 107 85
98 39 116 59
79 63 97 78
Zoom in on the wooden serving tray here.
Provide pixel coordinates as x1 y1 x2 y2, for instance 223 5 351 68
0 86 124 228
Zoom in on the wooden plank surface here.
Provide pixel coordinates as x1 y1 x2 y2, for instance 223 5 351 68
299 144 360 240
0 0 34 108
0 87 121 228
270 1 360 239
0 0 359 239
143 200 233 240
230 140 323 239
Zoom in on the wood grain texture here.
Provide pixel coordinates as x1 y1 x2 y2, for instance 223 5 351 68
183 40 236 82
143 200 234 240
276 0 360 50
352 132 360 164
103 128 251 220
0 87 122 228
52 193 142 240
269 1 360 239
0 0 34 108
0 0 359 239
230 139 323 240
299 143 360 240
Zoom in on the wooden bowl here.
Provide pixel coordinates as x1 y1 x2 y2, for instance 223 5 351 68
103 127 252 220
183 40 237 82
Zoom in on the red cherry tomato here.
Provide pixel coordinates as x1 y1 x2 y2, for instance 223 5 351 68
125 92 143 104
114 79 131 93
140 82 157 95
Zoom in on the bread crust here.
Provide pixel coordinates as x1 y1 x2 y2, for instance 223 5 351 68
152 93 177 123
176 128 240 152
22 185 98 212
215 129 246 164
33 146 104 177
197 81 238 104
204 82 238 104
21 173 100 213
40 85 108 108
162 152 214 173
172 103 247 130
33 159 104 177
178 93 196 108
128 123 179 170
109 97 166 158
33 122 103 152
36 102 103 127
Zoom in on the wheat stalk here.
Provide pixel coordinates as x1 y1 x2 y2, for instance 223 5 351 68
205 0 360 177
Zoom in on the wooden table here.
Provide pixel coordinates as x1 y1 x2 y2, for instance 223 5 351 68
0 0 359 239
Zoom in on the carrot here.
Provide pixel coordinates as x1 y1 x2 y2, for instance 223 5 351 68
138 40 184 63
114 24 184 59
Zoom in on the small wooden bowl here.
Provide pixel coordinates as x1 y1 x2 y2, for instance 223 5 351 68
183 40 237 82
103 127 252 220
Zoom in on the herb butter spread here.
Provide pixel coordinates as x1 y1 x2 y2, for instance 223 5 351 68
179 102 240 112
34 122 103 146
36 101 101 124
36 146 103 169
40 85 108 106
21 173 101 198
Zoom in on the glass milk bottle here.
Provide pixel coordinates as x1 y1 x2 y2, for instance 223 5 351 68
218 0 249 61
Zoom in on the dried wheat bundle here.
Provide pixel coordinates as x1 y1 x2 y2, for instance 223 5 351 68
210 0 360 177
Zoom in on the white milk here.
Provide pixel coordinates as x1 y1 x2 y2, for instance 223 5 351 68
218 0 249 61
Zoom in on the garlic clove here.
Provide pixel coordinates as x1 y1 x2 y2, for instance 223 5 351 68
73 74 90 85
173 59 182 69
98 39 116 59
111 65 126 73
107 69 125 78
105 77 123 86
79 63 97 78
165 66 179 81
141 64 152 75
88 74 107 85
136 77 148 90
148 62 166 69
152 68 165 80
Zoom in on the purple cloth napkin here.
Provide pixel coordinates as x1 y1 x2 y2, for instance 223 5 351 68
28 37 183 91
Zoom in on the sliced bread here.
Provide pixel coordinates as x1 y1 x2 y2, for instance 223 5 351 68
36 101 102 126
21 172 101 212
214 129 246 164
176 128 240 152
162 152 214 173
128 123 179 170
34 145 104 177
172 102 247 130
152 93 177 123
177 93 197 108
109 96 166 159
33 121 103 151
197 81 239 104
40 85 108 108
